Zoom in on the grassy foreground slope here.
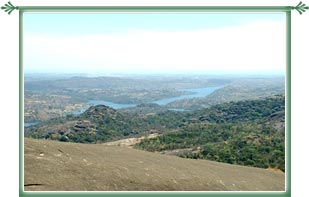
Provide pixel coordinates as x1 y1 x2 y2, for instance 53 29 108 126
24 138 284 191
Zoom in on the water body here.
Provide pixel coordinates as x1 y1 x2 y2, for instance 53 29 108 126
72 86 222 114
153 86 222 105
89 100 136 109
167 108 186 112
25 86 221 126
24 122 39 127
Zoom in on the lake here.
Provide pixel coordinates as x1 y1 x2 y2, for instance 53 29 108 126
24 122 39 127
153 86 222 105
71 86 222 114
25 86 222 125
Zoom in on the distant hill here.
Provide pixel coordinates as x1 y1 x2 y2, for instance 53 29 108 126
24 138 284 191
25 104 185 143
167 78 284 110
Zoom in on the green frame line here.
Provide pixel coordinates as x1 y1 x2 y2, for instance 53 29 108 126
15 3 293 197
19 8 24 197
17 6 293 12
2 1 308 13
285 11 292 197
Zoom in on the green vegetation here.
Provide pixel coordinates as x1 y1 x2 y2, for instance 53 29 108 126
192 95 285 124
136 123 284 171
26 94 285 171
25 105 186 143
135 95 285 171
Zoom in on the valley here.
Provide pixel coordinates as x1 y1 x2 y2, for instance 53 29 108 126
24 75 229 122
24 74 286 191
24 75 283 122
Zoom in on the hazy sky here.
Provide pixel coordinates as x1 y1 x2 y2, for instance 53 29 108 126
24 13 286 75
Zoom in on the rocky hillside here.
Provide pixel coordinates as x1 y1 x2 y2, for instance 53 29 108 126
24 138 285 191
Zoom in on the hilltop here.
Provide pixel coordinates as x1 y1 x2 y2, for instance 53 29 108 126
24 138 284 191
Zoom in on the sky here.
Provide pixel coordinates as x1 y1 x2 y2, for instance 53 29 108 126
23 13 286 75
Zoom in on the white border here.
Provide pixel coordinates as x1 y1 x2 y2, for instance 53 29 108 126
1 1 308 196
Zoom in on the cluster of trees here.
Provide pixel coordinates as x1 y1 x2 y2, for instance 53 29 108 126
193 95 285 124
135 95 285 171
136 123 285 171
25 105 187 143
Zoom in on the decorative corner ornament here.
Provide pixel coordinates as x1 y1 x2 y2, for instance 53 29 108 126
292 1 309 15
1 1 18 15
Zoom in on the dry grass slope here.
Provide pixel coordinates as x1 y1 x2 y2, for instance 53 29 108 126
24 138 284 191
